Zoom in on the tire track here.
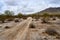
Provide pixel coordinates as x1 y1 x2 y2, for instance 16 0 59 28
0 17 32 40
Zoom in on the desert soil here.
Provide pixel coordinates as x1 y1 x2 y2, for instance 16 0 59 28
0 17 60 40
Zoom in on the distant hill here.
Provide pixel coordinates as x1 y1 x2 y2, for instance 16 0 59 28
35 7 60 15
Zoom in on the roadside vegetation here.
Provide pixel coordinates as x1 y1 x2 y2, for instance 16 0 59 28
0 10 60 23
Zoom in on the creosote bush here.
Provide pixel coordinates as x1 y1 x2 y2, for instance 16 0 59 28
45 28 58 36
0 26 2 28
14 20 19 22
41 18 47 23
53 17 56 20
41 17 50 23
7 18 14 21
29 23 35 28
56 36 60 39
5 26 10 29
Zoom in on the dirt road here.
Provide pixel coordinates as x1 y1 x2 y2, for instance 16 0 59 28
0 17 32 40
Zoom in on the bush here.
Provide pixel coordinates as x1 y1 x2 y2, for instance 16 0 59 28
14 20 19 22
0 26 2 28
53 17 56 20
29 23 35 28
0 18 5 23
45 28 58 36
41 17 50 23
41 19 47 23
56 36 60 39
7 18 13 21
5 26 10 29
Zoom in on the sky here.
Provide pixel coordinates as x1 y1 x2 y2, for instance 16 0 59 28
0 0 60 14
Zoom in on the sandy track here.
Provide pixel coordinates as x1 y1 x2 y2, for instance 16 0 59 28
0 17 32 40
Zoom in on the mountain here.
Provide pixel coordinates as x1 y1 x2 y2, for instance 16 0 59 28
35 7 60 15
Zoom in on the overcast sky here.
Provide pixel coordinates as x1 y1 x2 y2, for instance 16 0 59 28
0 0 60 14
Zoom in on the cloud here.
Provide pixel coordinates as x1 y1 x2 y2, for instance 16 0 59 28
45 0 60 7
49 0 60 4
0 0 60 14
4 0 21 6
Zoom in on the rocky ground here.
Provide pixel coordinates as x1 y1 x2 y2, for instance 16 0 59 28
0 17 60 40
28 18 60 40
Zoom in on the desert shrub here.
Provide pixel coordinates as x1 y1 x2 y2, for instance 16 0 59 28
29 23 35 28
14 20 19 22
7 18 14 21
41 13 50 23
0 26 2 28
0 16 6 23
41 17 50 23
45 28 58 36
53 17 56 20
43 38 48 40
56 36 60 39
0 19 5 23
5 26 10 29
41 18 47 23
